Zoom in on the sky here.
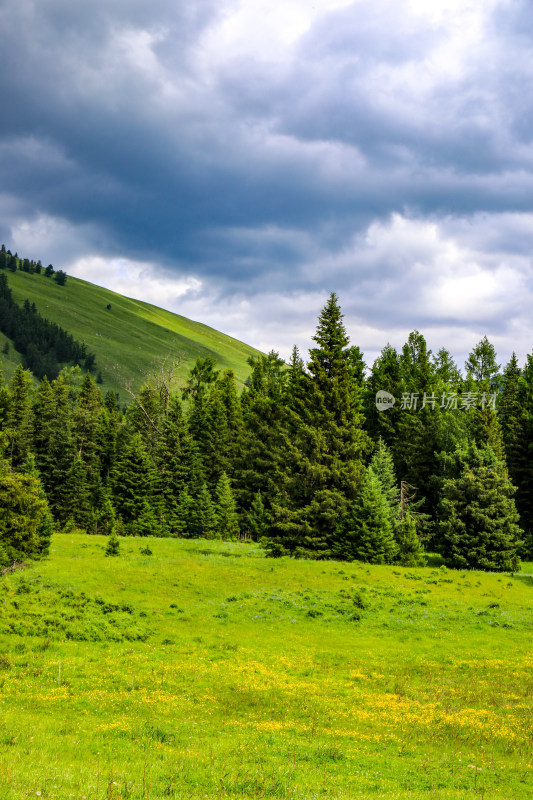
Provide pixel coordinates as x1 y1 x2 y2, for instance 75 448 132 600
1 0 533 370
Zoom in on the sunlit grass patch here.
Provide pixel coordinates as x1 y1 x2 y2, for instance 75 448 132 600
0 534 531 798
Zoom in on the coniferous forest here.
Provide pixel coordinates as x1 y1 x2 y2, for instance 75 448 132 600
1 283 531 573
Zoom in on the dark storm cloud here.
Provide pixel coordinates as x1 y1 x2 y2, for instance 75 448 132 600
1 0 533 364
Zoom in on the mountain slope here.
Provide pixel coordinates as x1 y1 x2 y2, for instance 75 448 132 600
0 270 261 397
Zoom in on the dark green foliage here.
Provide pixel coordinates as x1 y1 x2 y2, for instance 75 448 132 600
215 472 240 540
365 343 403 450
437 443 521 571
54 270 67 286
395 513 426 567
369 438 398 523
111 432 159 530
465 336 500 384
135 504 162 537
267 295 369 558
512 354 533 556
0 274 528 574
334 466 397 563
174 489 198 537
197 483 217 539
105 532 120 556
5 365 34 470
246 491 268 540
0 462 50 564
235 351 287 511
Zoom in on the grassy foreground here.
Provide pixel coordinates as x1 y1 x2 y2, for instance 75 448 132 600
2 271 261 395
0 535 531 799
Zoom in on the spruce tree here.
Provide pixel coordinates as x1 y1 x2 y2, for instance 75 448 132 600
246 491 268 540
437 442 521 571
369 438 398 524
196 483 217 539
510 353 533 556
105 531 120 556
157 394 192 532
235 351 288 512
111 432 159 533
215 472 240 540
395 513 426 567
45 374 77 523
268 295 369 558
174 489 198 538
465 336 501 384
334 466 398 563
6 365 34 470
0 464 50 563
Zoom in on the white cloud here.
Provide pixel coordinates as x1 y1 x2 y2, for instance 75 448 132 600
68 256 203 306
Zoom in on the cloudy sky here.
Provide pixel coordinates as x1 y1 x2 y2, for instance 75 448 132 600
1 0 533 368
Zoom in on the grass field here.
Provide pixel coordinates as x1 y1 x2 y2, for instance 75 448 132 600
0 535 531 799
1 271 261 397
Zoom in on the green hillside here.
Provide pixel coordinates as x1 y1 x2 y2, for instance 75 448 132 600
0 535 531 799
0 271 262 397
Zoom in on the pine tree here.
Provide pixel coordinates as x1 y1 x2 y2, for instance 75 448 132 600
437 442 521 571
111 432 159 532
268 295 369 558
235 351 288 512
246 491 268 540
44 374 77 523
157 395 192 531
395 513 426 567
0 464 49 564
105 531 120 556
6 365 34 470
63 455 91 528
465 336 500 384
498 354 522 473
72 372 105 506
197 483 218 539
510 353 533 556
174 489 198 537
215 472 240 540
136 502 162 537
202 370 243 488
334 466 398 563
369 438 398 523
20 453 55 556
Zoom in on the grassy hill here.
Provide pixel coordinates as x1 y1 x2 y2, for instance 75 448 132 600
0 271 262 397
0 535 531 799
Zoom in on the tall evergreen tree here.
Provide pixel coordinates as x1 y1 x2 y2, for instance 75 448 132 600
437 442 521 571
509 353 533 556
215 472 240 540
465 336 500 385
111 432 159 533
369 438 398 523
334 466 398 563
268 294 370 558
196 483 217 539
6 365 34 470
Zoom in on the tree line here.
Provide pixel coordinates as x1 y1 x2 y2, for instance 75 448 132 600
0 243 67 284
0 271 95 379
0 293 531 571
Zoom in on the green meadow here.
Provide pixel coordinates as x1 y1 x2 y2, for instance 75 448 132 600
0 535 531 799
1 271 261 395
